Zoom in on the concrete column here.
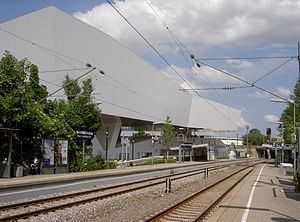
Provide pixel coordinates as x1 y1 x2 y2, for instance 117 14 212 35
93 116 121 158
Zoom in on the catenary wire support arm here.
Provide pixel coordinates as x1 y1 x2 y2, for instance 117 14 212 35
252 57 295 85
180 85 252 92
39 66 102 103
190 55 292 105
194 56 298 61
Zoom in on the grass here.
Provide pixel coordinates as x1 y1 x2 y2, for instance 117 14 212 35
135 158 176 166
216 156 229 159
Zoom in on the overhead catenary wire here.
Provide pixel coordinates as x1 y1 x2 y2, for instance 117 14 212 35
181 85 252 91
106 0 239 127
0 11 238 128
252 57 295 84
0 25 191 124
0 27 88 68
39 67 97 103
196 56 297 61
105 0 189 87
39 67 90 73
143 0 241 125
192 57 293 104
106 0 241 127
94 98 165 123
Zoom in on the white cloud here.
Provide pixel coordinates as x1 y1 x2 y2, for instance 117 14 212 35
227 59 253 69
276 86 291 97
194 66 240 84
248 91 271 99
247 87 291 100
73 0 300 55
161 65 199 90
161 63 240 90
264 114 279 123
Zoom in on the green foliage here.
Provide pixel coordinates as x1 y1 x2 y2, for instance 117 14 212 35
242 128 265 145
134 128 151 137
0 51 59 164
63 76 102 133
104 161 117 169
161 116 176 148
280 80 300 144
216 156 229 159
84 156 117 171
0 51 102 172
135 158 176 166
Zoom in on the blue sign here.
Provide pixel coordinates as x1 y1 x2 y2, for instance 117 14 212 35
152 136 162 144
181 144 192 149
273 142 284 147
76 131 94 140
43 158 51 166
152 139 162 144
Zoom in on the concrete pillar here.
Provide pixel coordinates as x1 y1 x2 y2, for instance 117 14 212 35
93 116 121 158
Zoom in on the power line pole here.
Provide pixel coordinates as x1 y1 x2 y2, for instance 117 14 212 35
297 42 300 173
298 41 300 80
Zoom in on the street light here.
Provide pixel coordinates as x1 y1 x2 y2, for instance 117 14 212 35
105 128 109 161
270 98 297 176
131 138 135 160
246 125 249 156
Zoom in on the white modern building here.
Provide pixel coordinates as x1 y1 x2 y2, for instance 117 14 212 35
0 7 246 159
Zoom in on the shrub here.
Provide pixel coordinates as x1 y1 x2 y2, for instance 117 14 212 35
216 156 229 159
84 156 116 171
136 158 176 166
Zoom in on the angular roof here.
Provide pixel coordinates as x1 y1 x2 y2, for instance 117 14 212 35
0 6 243 131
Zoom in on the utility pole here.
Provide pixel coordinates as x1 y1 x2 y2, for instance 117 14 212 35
297 41 300 172
105 127 109 161
298 41 300 80
246 125 249 156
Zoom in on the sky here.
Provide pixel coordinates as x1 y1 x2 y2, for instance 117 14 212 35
0 0 300 139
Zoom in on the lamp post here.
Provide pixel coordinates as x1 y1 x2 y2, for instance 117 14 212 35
246 125 249 156
131 138 135 160
270 99 296 176
105 128 109 161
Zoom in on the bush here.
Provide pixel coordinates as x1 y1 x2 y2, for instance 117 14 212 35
216 156 229 159
104 161 117 169
84 156 117 171
136 158 176 166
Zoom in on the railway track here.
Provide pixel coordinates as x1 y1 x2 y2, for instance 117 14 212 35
0 162 237 221
143 163 258 222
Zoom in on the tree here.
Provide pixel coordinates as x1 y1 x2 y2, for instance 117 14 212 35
0 51 69 165
242 128 265 145
62 75 103 171
161 116 176 149
280 80 300 144
0 51 103 172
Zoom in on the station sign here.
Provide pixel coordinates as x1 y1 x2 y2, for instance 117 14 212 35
273 142 284 147
181 144 192 149
152 136 162 144
76 131 94 140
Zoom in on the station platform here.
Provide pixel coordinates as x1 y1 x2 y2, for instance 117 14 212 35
0 160 214 190
207 162 300 222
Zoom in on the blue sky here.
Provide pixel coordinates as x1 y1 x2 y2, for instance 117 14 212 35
1 0 299 139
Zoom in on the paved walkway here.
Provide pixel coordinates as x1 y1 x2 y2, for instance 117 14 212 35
0 161 208 189
207 162 300 222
